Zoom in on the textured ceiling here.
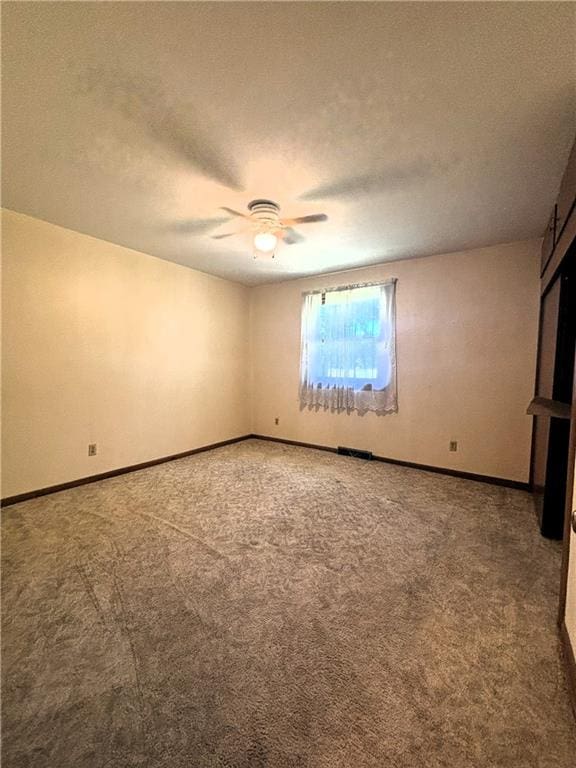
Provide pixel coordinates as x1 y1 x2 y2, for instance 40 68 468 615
2 2 575 285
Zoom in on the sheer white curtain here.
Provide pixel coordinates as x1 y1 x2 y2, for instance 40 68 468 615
299 280 397 414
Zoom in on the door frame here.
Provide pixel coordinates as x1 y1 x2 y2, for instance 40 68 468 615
558 353 576 623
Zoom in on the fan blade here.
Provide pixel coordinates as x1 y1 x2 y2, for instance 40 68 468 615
292 213 328 224
284 213 328 225
211 232 237 239
77 67 243 190
220 206 249 219
169 217 229 235
282 227 305 245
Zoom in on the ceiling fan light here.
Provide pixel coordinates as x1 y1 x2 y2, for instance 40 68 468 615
253 231 278 252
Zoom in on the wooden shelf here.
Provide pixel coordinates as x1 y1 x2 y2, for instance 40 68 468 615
527 396 571 420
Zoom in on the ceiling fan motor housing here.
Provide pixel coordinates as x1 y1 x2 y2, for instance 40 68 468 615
248 199 280 229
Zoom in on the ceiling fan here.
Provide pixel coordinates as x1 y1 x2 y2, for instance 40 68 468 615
211 200 328 255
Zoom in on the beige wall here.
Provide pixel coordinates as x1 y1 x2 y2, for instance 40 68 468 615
250 240 540 483
1 212 541 496
1 210 250 498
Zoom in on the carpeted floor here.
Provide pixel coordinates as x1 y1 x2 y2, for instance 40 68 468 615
2 438 575 767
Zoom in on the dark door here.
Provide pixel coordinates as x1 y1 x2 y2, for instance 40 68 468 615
537 251 576 539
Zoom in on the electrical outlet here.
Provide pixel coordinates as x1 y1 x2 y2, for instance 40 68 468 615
274 417 279 425
449 441 458 452
88 443 97 456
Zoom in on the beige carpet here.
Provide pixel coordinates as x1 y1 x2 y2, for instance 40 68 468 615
2 438 575 767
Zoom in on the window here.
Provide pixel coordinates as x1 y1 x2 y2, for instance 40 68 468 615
299 280 397 414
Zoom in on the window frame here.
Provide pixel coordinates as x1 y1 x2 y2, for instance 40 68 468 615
300 280 396 394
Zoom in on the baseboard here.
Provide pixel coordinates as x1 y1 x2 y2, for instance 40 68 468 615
560 621 576 722
1 435 252 507
371 453 529 490
249 434 338 454
3 432 529 507
250 434 529 491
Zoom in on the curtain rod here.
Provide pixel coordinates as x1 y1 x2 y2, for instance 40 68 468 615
302 278 397 297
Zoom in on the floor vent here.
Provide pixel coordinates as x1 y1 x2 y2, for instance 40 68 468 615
337 446 373 461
